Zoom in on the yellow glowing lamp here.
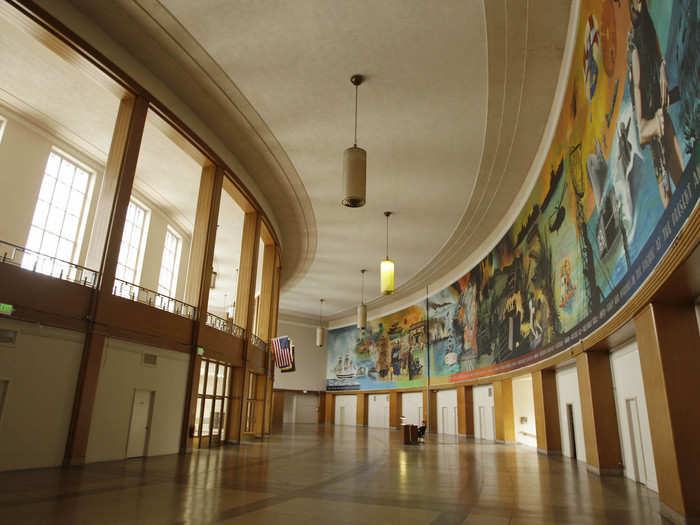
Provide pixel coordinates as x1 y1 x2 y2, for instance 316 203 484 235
380 211 395 295
380 259 395 295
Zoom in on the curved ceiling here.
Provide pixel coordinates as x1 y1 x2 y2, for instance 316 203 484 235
52 0 571 320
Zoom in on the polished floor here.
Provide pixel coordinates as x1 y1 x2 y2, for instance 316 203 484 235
0 424 667 524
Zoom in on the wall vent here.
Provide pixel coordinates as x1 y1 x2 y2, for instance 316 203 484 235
488 387 492 397
0 329 17 346
143 353 157 366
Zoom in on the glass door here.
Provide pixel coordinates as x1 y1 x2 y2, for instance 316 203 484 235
193 359 232 448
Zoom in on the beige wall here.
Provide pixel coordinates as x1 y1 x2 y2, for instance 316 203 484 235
85 338 188 463
610 341 658 492
512 375 537 448
555 364 586 462
132 190 191 301
0 318 83 471
275 321 326 391
0 105 191 300
0 104 102 261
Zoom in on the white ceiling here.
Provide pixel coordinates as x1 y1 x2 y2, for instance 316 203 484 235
159 0 488 317
0 10 248 311
0 12 119 162
135 115 203 235
18 0 571 322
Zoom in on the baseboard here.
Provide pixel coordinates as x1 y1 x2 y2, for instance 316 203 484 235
495 439 505 444
63 457 85 467
586 464 622 477
458 433 475 439
660 502 700 525
537 448 562 456
224 440 240 445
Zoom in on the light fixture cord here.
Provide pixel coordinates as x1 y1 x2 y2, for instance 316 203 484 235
386 214 390 259
361 270 365 304
354 83 358 147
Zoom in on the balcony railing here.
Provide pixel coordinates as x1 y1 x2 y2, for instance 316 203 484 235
112 278 197 320
0 240 99 288
206 312 245 339
250 333 267 352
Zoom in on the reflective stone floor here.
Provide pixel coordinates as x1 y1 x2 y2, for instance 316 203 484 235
0 424 667 524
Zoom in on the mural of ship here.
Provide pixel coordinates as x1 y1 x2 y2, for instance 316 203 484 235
334 353 357 379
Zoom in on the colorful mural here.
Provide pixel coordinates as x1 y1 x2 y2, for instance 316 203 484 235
327 0 700 391
326 306 427 391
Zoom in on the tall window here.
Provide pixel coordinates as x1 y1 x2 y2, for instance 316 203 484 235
156 227 181 307
23 151 91 277
114 199 149 297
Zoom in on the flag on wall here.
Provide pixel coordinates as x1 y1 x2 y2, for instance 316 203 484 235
272 336 295 372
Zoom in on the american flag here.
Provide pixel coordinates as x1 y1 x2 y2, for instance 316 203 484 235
272 336 293 369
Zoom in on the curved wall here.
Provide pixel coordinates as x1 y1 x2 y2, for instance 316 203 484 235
327 0 700 391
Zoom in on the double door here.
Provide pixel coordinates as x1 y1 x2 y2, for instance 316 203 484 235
193 359 233 448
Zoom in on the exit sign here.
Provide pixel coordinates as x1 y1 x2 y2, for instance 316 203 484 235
0 303 13 316
197 346 204 356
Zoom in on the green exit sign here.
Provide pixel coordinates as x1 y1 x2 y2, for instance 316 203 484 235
0 303 13 316
197 346 204 356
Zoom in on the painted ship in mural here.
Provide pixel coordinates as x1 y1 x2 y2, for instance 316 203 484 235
334 353 357 379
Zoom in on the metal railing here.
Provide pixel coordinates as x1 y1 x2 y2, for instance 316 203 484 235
205 312 245 339
112 278 197 320
249 333 267 352
0 240 99 288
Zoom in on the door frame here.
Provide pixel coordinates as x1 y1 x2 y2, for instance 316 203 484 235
125 389 155 458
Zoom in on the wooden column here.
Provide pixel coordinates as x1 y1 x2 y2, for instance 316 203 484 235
532 368 562 455
634 303 700 523
271 391 285 425
180 165 223 452
428 390 438 433
318 392 328 423
356 393 368 426
389 391 401 429
324 393 335 424
64 95 148 466
576 351 622 476
263 259 281 434
457 385 474 437
256 242 276 435
493 379 515 443
227 211 261 443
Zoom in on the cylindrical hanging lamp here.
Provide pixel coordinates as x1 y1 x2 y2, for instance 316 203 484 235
380 212 395 295
357 269 367 329
342 74 366 208
316 298 326 347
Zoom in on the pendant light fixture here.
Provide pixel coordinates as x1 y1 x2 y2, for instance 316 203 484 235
315 298 327 347
380 211 395 295
357 269 367 329
342 74 366 208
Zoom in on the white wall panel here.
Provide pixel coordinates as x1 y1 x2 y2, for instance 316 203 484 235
401 392 423 426
437 389 458 435
610 341 657 492
334 394 357 426
368 393 389 428
473 384 494 440
555 364 586 462
86 338 188 463
512 375 537 448
295 392 319 424
0 319 82 471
